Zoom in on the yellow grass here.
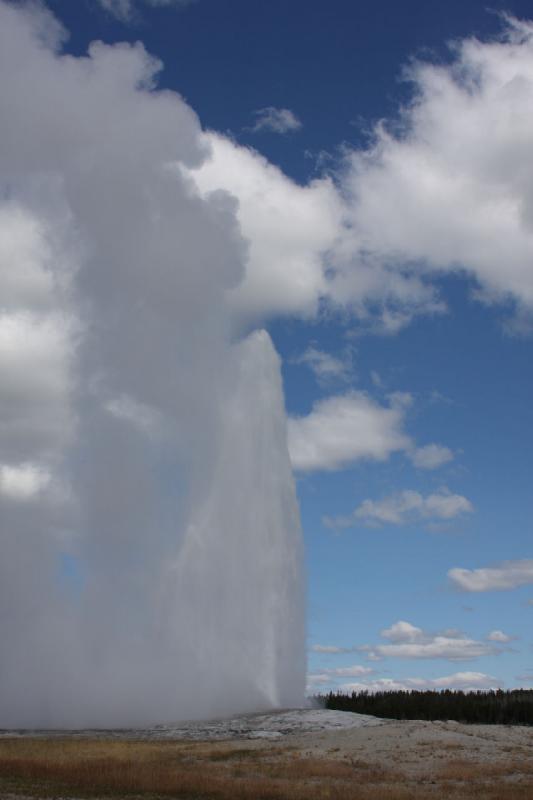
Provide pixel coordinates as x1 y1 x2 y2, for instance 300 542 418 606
0 737 533 800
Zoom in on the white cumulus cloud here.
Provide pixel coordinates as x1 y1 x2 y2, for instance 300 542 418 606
486 629 515 643
449 559 533 592
325 488 473 529
183 17 533 333
288 391 412 472
381 621 424 642
358 620 504 661
336 16 533 324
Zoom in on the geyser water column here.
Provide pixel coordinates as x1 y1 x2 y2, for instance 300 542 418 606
168 330 306 718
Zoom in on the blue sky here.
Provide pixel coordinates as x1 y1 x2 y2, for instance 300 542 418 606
6 0 533 699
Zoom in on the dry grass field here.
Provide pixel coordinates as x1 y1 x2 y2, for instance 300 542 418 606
1 718 533 800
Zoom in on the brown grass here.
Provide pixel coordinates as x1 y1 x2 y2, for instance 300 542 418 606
0 739 409 800
437 757 533 781
0 737 533 800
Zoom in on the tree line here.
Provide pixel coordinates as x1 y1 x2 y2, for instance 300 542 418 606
318 689 533 725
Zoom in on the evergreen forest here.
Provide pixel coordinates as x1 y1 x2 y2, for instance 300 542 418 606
319 689 533 725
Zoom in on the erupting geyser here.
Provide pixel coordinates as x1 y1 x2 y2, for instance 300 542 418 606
169 331 305 719
0 1 305 728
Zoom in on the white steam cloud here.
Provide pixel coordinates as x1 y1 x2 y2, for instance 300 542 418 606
0 1 304 728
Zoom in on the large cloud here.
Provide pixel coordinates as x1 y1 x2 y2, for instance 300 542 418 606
336 16 533 324
188 132 444 330
187 16 533 331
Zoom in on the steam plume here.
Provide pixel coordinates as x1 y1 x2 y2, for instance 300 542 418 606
0 1 304 727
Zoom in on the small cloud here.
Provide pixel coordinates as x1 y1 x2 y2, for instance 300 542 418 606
147 0 195 5
409 443 454 470
99 0 133 19
251 106 302 135
307 665 374 690
306 673 331 686
388 391 414 410
98 0 194 23
449 560 533 592
516 671 533 684
379 308 417 334
292 346 353 386
429 390 454 406
311 644 351 654
327 665 374 677
370 370 383 388
487 630 515 643
381 621 424 643
325 488 473 530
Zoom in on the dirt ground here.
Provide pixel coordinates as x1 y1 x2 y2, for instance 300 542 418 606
280 716 533 777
